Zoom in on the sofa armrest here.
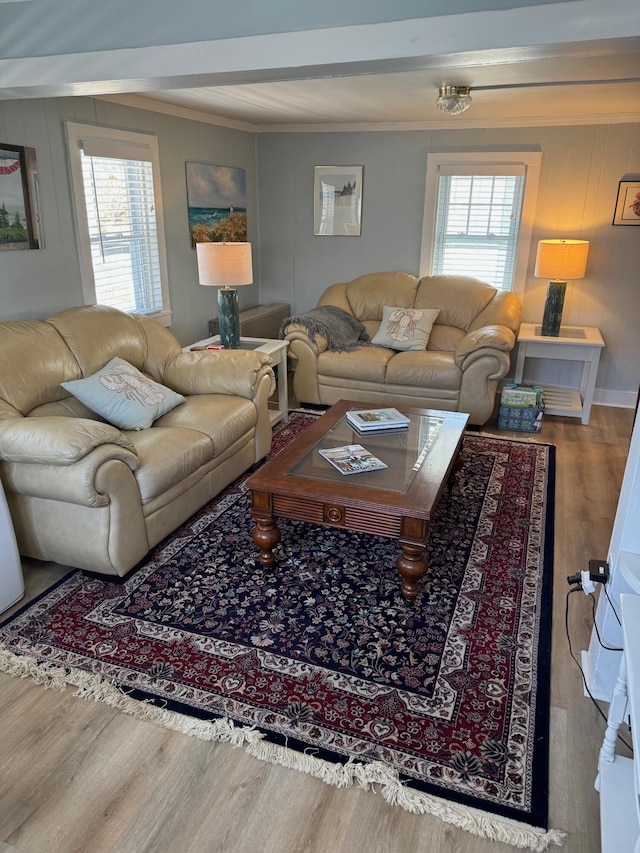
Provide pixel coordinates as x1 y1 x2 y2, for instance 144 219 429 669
282 323 329 356
0 417 137 465
163 351 275 400
455 325 516 369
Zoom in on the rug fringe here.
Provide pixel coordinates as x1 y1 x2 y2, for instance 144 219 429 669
0 644 565 850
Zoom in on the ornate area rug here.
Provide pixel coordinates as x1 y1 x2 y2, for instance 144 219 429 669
0 412 562 850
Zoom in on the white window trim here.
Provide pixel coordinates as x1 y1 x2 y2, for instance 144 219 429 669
420 151 542 299
65 121 172 326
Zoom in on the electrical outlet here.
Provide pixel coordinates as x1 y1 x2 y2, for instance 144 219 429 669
588 559 609 584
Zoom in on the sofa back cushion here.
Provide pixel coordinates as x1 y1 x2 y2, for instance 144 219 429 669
0 319 82 415
414 276 497 332
47 305 147 377
344 272 420 322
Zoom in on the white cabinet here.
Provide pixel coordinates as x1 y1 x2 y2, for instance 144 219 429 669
596 594 640 852
0 478 24 614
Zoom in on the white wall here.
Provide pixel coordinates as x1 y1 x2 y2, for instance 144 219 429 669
257 123 640 404
0 97 258 346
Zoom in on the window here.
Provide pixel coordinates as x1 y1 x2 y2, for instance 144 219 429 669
66 122 171 324
420 152 542 296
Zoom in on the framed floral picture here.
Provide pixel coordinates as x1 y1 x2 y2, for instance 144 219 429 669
612 180 640 226
0 143 40 250
314 165 363 236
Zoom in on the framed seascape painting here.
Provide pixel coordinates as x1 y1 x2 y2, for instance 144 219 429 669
186 163 247 245
314 165 363 236
0 143 40 250
612 180 640 226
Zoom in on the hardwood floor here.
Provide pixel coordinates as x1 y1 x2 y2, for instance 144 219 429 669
0 404 634 853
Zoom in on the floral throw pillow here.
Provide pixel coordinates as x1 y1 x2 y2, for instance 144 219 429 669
61 357 185 430
371 306 440 351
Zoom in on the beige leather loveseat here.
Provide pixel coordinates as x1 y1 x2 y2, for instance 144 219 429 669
0 305 275 577
283 272 521 426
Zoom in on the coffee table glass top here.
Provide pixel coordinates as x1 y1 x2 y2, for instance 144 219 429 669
286 411 449 494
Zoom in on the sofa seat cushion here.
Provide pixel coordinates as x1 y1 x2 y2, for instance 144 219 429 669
154 394 257 456
317 346 394 382
123 426 214 504
385 351 462 389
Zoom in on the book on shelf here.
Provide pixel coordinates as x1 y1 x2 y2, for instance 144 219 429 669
346 407 410 431
319 444 388 475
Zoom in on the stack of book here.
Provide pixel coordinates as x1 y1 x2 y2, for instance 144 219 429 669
346 407 410 433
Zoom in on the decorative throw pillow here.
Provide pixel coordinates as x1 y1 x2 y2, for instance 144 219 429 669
371 306 440 351
61 357 185 430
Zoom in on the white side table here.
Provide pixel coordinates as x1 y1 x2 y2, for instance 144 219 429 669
513 323 605 425
0 478 24 614
184 335 289 426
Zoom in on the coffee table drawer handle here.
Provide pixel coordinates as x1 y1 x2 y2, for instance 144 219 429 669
324 504 345 525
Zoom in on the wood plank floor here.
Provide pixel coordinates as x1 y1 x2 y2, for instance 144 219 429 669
0 404 635 853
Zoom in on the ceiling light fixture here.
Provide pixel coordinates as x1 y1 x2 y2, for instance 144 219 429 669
436 86 472 115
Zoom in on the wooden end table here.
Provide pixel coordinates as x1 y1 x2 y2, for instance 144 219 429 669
246 400 469 601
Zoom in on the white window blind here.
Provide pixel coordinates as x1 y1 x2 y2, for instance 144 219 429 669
420 152 542 298
80 151 162 313
66 122 171 324
433 169 525 291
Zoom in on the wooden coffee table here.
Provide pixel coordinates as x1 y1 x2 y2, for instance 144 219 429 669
246 400 469 601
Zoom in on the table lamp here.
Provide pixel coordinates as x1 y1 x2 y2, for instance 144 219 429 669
534 239 589 337
196 242 253 348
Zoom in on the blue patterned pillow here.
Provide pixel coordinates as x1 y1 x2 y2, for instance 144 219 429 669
371 306 440 351
61 357 185 430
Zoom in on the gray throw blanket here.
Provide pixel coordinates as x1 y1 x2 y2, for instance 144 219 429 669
279 305 369 352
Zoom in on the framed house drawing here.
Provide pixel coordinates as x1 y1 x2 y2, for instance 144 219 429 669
314 165 363 236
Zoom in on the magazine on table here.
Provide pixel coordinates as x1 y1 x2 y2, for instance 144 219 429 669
319 444 388 475
346 407 410 431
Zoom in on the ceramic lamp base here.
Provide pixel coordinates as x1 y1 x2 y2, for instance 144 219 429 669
540 279 567 337
218 287 240 348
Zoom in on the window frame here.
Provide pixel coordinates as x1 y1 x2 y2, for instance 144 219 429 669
420 151 542 299
65 121 172 326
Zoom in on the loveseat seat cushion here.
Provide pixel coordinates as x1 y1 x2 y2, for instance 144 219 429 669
154 395 258 456
123 426 213 504
385 351 462 389
317 346 394 383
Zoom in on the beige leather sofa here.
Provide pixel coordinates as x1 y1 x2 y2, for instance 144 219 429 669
0 305 275 577
283 272 521 426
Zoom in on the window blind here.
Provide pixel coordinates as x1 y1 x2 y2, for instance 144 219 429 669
80 148 163 314
433 172 525 291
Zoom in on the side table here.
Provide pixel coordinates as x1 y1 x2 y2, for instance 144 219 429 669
513 323 605 425
184 335 289 426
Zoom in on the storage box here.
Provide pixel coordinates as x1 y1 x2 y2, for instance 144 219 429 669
497 403 544 432
500 383 544 408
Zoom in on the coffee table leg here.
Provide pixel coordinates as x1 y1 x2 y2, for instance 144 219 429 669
251 516 281 567
396 542 428 601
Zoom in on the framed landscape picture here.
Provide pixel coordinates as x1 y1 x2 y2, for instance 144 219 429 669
314 165 363 236
0 143 39 250
612 180 640 226
186 163 247 245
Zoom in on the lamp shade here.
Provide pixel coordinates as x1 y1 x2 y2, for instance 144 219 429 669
534 239 589 281
196 242 253 287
